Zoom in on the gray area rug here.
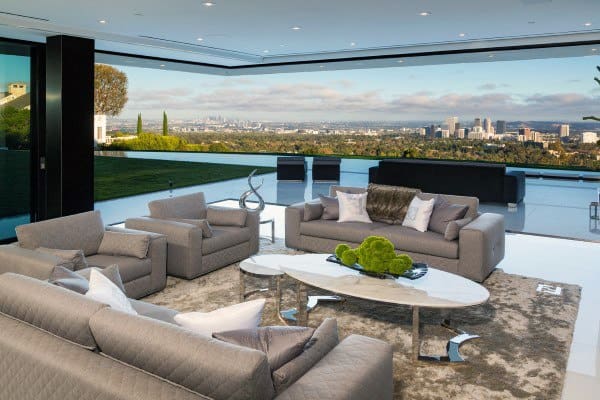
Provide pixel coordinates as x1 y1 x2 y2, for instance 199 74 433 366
144 239 581 400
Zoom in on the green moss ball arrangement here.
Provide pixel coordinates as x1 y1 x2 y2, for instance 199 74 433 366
335 236 413 276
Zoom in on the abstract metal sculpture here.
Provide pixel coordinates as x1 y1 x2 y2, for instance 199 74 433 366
239 169 265 213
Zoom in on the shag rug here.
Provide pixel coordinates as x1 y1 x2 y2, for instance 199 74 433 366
144 239 581 400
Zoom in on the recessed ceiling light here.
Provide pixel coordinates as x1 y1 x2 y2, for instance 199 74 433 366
350 42 356 46
203 2 214 6
419 11 432 16
98 19 107 24
197 37 203 41
458 33 466 37
584 22 592 27
291 26 302 30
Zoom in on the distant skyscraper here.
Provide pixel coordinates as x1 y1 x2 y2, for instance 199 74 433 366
474 118 482 128
496 120 506 134
454 122 460 136
559 124 570 138
429 124 436 139
483 117 492 133
519 127 533 141
457 128 466 139
582 131 598 144
445 116 458 136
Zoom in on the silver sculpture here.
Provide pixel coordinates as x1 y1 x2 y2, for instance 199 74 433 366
239 169 265 213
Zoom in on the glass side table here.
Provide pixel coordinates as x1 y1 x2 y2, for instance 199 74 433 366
590 202 599 221
260 218 275 243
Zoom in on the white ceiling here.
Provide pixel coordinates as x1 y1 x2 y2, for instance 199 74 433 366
1 0 600 73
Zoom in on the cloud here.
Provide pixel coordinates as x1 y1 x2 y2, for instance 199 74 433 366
477 83 497 91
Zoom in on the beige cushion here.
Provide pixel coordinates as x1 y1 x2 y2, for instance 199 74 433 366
168 218 213 238
201 226 251 255
366 183 421 224
16 210 105 256
318 195 339 220
76 264 127 293
303 202 323 221
428 195 469 234
374 225 459 259
272 318 339 394
98 231 150 259
206 206 248 227
148 192 207 220
0 273 105 350
214 326 315 371
35 247 88 270
85 255 151 284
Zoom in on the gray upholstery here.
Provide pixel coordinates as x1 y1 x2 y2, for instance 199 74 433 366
16 210 105 256
126 192 259 280
0 314 204 400
0 273 394 400
275 335 393 400
207 206 248 227
0 273 105 349
97 230 151 259
0 214 168 300
287 186 503 282
90 307 276 400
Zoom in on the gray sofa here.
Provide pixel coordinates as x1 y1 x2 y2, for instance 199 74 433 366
0 210 167 299
0 272 393 400
125 192 260 279
285 185 505 282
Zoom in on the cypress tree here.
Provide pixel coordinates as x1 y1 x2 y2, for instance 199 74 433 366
136 113 142 134
162 111 168 136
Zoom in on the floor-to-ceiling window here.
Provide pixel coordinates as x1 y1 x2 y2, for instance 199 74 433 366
0 42 32 241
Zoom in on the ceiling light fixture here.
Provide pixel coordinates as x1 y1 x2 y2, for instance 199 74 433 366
291 26 302 30
584 22 592 26
419 11 432 16
98 19 107 24
458 33 466 37
203 2 215 6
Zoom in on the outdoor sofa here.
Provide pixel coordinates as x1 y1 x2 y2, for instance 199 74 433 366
0 210 167 299
125 192 259 279
285 185 505 282
0 272 394 400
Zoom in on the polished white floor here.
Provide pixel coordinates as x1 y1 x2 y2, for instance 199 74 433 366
244 202 599 399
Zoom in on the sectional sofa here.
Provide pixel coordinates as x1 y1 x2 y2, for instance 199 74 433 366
0 272 393 400
285 185 505 282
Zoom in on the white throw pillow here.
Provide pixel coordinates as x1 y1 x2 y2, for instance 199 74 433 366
85 269 137 315
174 299 266 337
402 197 435 232
336 191 372 223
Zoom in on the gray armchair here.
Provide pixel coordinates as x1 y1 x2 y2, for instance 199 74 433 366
0 211 167 299
125 192 260 280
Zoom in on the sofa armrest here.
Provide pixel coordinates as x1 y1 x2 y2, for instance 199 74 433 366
105 225 168 293
0 244 63 280
125 217 203 279
285 202 306 249
504 171 526 204
276 334 393 400
245 210 260 254
458 213 505 282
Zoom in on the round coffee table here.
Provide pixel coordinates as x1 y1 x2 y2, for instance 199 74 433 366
275 253 490 363
239 254 343 323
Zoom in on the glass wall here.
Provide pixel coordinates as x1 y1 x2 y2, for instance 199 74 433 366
0 45 31 240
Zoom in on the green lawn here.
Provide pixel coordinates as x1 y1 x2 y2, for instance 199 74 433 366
0 152 275 217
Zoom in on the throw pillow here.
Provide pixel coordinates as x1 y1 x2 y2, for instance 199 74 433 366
206 206 248 227
318 195 339 220
303 202 323 221
402 197 435 232
76 264 127 293
49 265 90 294
85 269 137 315
98 231 150 259
168 218 213 238
337 191 372 223
213 326 315 371
174 298 265 337
35 247 88 270
272 318 339 394
366 184 421 224
444 217 473 241
427 196 469 235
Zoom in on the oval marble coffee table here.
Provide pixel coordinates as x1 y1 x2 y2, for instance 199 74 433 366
276 253 490 363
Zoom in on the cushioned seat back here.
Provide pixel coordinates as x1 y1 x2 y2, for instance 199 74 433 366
89 307 275 400
0 273 106 349
16 210 105 256
149 192 207 220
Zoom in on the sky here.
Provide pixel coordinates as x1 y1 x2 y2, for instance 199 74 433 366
3 51 600 123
